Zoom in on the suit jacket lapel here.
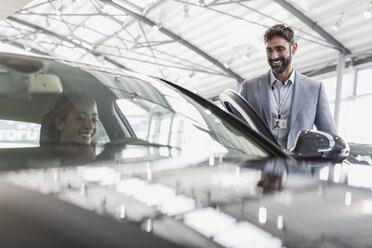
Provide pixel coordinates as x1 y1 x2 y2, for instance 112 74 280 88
258 71 272 128
290 72 305 130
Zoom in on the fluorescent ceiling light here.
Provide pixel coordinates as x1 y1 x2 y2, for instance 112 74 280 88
85 16 122 36
74 27 104 43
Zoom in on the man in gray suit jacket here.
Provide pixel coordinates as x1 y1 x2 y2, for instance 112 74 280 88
239 24 336 150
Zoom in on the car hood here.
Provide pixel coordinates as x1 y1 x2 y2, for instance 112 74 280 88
0 143 371 248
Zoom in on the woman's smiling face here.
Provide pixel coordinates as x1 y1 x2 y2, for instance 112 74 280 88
56 100 98 145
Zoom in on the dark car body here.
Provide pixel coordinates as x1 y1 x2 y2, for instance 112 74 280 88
0 53 369 248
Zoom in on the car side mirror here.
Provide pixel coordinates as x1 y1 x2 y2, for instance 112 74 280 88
290 130 350 162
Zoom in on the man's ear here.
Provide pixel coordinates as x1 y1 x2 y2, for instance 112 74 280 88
55 118 64 131
291 42 298 55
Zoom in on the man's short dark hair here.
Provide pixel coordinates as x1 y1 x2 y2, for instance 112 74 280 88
264 24 295 44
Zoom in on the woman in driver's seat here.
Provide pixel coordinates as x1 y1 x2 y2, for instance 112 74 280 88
48 93 99 145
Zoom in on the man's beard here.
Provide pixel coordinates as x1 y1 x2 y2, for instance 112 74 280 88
269 53 292 74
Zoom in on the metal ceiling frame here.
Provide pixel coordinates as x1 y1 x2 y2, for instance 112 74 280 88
7 16 129 69
11 0 231 77
273 0 352 55
101 0 244 83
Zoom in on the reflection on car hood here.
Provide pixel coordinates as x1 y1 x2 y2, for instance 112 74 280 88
1 144 372 248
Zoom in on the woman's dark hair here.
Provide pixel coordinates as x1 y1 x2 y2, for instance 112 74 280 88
264 24 295 44
48 93 96 140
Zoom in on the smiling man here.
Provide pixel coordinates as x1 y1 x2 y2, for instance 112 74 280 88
239 24 336 150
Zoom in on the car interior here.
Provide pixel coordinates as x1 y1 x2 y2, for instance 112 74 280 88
0 54 118 166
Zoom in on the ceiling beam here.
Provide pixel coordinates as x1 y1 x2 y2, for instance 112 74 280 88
304 54 372 77
0 38 49 56
6 16 129 69
273 0 351 55
101 0 244 83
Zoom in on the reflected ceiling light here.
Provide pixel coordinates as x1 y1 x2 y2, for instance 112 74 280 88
53 170 59 182
209 155 215 166
333 163 341 183
241 54 249 62
345 191 352 206
258 207 267 224
144 218 152 233
80 182 86 196
277 215 284 230
235 166 240 177
119 203 126 220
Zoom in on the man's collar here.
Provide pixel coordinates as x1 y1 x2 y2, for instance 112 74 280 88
270 69 296 86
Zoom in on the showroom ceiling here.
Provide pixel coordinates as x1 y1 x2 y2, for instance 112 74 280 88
1 0 372 100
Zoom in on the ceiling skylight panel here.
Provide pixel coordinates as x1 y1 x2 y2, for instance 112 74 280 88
85 16 122 36
114 0 155 10
103 5 129 22
73 27 104 43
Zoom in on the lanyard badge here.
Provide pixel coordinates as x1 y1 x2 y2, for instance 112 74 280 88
273 118 287 130
272 82 292 130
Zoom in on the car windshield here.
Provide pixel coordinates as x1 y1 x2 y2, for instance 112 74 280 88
88 70 269 161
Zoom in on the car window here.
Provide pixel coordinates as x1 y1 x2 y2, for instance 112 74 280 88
95 121 110 154
0 119 40 148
